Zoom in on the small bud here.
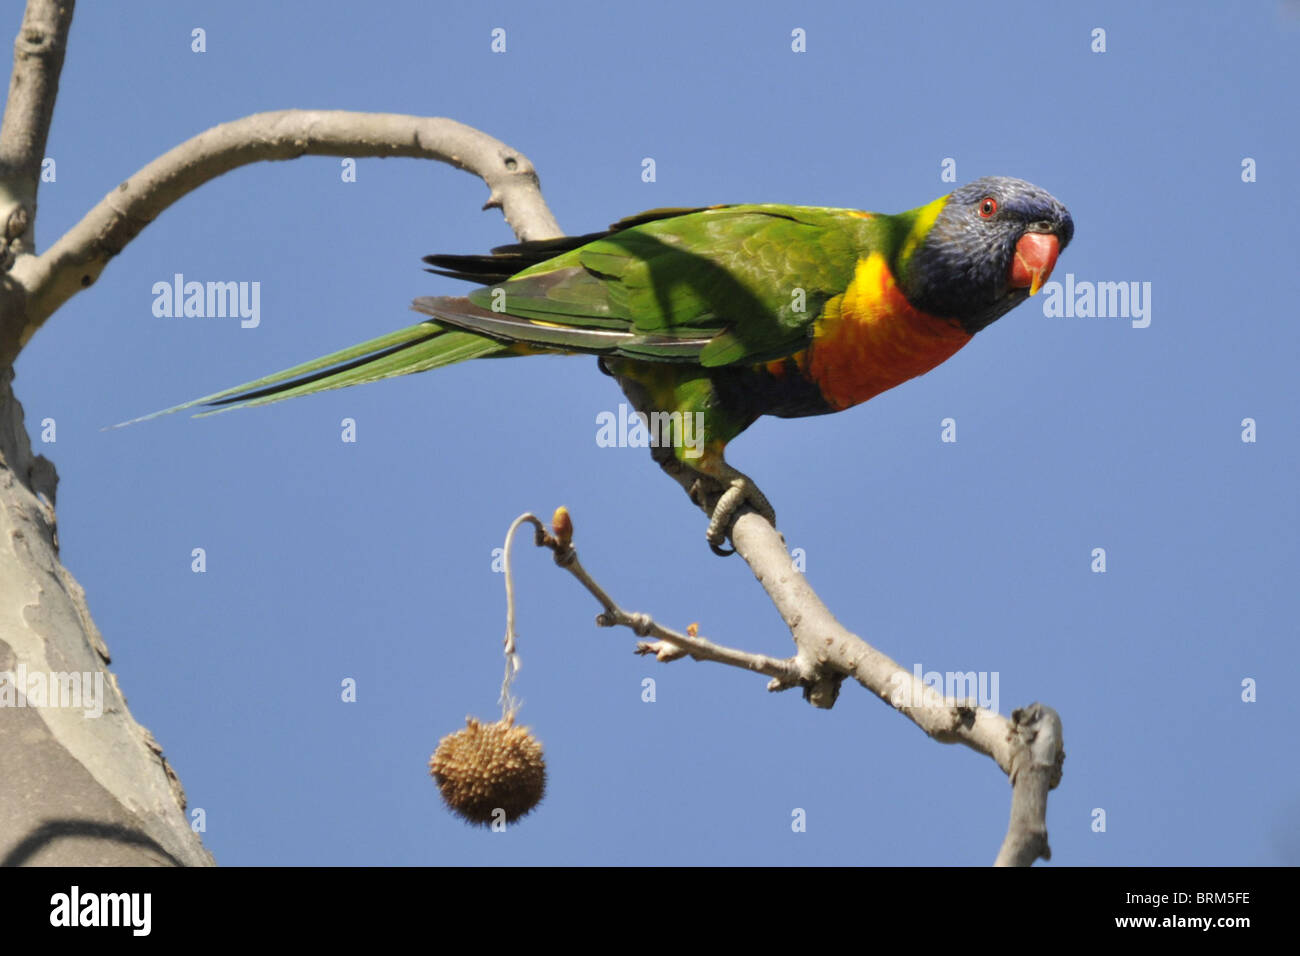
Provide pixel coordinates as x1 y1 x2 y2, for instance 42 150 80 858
552 506 573 547
687 622 699 637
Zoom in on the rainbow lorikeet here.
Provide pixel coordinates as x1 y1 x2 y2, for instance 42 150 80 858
138 176 1072 554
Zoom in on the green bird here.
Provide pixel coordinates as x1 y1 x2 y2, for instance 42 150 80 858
133 176 1072 554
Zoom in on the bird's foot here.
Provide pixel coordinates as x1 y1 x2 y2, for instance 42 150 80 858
691 472 776 556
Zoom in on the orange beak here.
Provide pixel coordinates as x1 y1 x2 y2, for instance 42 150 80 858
1009 232 1060 296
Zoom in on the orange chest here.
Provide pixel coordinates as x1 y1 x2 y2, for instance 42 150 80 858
793 254 972 411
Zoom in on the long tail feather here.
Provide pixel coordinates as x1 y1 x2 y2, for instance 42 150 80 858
109 319 505 428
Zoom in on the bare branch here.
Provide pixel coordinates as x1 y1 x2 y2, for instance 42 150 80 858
731 510 1065 863
994 704 1066 866
512 510 807 687
1 109 561 359
514 501 1064 865
0 0 74 262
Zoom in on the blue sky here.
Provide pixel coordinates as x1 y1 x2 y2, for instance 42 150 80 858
11 0 1298 865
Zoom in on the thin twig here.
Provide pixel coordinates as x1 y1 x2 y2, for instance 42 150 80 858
508 509 806 688
499 513 547 717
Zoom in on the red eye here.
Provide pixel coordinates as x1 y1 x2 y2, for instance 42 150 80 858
979 197 998 218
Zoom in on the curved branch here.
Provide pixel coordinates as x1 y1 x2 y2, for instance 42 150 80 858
2 109 561 359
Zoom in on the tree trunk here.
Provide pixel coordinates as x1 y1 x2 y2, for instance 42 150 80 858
0 366 213 866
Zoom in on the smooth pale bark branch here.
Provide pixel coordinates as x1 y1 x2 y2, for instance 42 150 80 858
994 704 1065 866
0 0 72 263
2 109 562 361
731 511 1064 865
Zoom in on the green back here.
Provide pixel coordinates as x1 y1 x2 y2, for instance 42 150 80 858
467 205 891 366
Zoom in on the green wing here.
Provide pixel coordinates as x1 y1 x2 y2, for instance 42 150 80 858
422 205 866 367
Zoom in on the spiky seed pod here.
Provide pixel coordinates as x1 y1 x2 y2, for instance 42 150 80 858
429 715 546 825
